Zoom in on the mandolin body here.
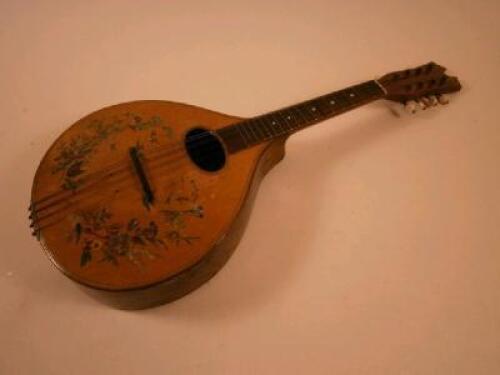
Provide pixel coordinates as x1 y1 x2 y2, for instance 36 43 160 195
30 62 461 309
31 101 286 309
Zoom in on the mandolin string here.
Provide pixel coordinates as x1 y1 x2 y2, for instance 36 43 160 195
33 99 367 225
32 80 387 211
33 97 378 224
33 143 186 210
35 140 204 219
32 109 302 218
34 144 203 225
30 128 221 207
31 128 226 209
34 113 312 232
35 142 220 231
30 148 197 229
34 156 192 232
32 138 234 226
33 141 202 216
32 108 303 210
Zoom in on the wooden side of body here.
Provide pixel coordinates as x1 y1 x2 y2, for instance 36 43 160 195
31 100 286 309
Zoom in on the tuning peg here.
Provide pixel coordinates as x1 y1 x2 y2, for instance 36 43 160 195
405 100 418 114
437 94 449 105
421 97 433 108
417 99 427 110
429 95 439 106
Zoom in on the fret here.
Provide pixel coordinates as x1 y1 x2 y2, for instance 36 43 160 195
284 108 302 129
322 96 337 115
258 120 269 140
264 116 280 138
234 124 250 147
294 102 314 124
309 98 330 119
217 80 384 154
352 82 368 99
349 85 367 106
237 122 252 144
356 81 381 101
342 88 358 108
238 122 256 144
255 116 274 138
309 96 328 117
295 105 310 125
244 120 261 142
358 82 375 98
247 118 264 140
366 82 380 99
323 94 339 114
358 82 374 98
265 115 284 137
251 119 268 141
333 90 348 108
218 125 246 153
350 83 364 96
362 80 380 97
289 105 310 129
287 110 302 130
216 125 231 141
277 110 294 130
228 125 246 147
367 80 386 97
274 110 294 133
266 112 287 135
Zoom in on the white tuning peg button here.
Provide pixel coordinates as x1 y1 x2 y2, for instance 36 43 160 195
405 100 418 114
437 95 450 105
421 97 432 107
429 95 439 106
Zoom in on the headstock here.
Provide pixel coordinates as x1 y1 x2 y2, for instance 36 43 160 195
378 62 461 113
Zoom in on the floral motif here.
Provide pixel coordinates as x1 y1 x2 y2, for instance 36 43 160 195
73 208 166 267
159 177 203 245
52 113 173 190
161 206 203 245
73 178 204 267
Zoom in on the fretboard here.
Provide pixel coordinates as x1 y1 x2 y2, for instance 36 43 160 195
217 80 386 153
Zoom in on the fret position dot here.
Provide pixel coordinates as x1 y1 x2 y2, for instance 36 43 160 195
311 107 316 112
287 116 291 120
271 121 276 125
349 93 355 97
330 100 335 105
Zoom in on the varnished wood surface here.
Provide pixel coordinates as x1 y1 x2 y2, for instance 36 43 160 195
87 133 287 309
31 101 285 306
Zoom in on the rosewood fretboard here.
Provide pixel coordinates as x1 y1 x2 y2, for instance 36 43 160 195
217 80 386 153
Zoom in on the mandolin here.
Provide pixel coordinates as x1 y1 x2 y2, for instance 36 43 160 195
29 62 461 309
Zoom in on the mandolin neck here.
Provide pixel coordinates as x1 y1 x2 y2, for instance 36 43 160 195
217 80 387 153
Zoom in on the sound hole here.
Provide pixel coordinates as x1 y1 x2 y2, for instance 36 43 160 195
184 128 226 172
